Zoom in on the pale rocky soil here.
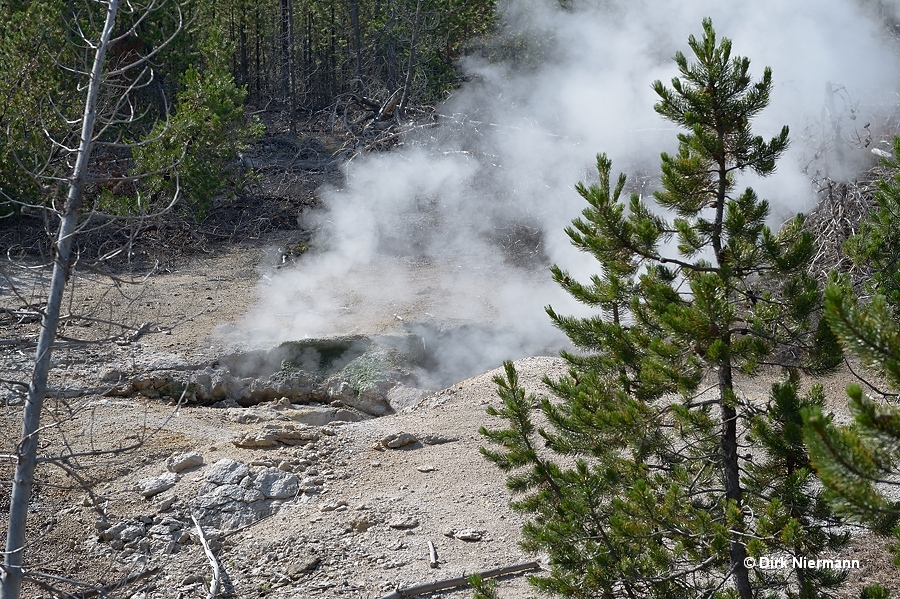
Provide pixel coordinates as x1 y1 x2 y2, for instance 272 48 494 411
1 239 899 599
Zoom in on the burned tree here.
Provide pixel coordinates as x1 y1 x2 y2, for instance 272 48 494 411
0 2 187 596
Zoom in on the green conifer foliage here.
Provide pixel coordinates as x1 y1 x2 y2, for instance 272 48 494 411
802 142 900 597
843 136 900 315
804 284 900 573
481 19 845 598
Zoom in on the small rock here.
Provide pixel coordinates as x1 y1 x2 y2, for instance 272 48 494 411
204 459 249 485
138 472 178 498
350 518 373 533
284 405 365 426
416 465 436 473
420 434 458 445
101 369 125 382
165 452 204 473
232 424 320 448
379 432 417 449
118 524 146 543
254 468 299 499
157 496 176 512
287 556 321 578
147 524 171 537
320 500 349 512
454 528 484 542
387 516 419 530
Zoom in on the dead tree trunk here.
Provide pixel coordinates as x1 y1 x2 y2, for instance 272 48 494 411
1 2 121 597
397 0 423 122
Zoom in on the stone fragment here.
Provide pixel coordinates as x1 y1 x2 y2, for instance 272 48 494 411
193 484 245 510
204 459 249 485
101 369 125 382
118 524 146 543
254 468 299 499
147 524 172 537
416 465 436 473
100 521 128 542
138 472 178 498
378 432 417 449
300 476 324 493
420 434 459 445
284 405 366 426
287 556 321 578
454 529 484 542
387 516 419 530
165 452 204 473
157 496 176 511
350 517 373 532
320 500 349 512
232 424 319 448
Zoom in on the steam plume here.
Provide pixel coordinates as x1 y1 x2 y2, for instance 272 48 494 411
228 0 900 387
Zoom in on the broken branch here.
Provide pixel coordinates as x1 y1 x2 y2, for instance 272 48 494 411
376 561 541 599
191 513 222 599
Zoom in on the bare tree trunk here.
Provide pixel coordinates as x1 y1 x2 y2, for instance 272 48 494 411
397 0 423 122
349 0 362 87
287 0 297 133
280 0 291 101
1 2 120 597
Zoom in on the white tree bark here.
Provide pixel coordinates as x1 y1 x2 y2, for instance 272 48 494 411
1 2 121 597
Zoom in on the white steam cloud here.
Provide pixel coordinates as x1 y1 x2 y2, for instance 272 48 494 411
228 0 900 387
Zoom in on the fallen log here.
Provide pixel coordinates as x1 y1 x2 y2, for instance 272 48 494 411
376 561 541 599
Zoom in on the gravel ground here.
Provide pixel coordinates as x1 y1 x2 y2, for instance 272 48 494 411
1 238 898 599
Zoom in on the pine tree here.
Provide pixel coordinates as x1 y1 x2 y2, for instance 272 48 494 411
801 138 900 599
803 285 900 589
481 19 845 598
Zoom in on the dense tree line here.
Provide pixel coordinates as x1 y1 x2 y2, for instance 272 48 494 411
0 0 494 219
213 0 495 112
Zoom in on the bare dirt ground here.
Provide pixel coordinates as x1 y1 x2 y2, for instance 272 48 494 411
0 239 560 599
1 153 899 598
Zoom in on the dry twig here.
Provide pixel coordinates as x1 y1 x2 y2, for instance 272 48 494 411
377 561 541 599
191 513 222 599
